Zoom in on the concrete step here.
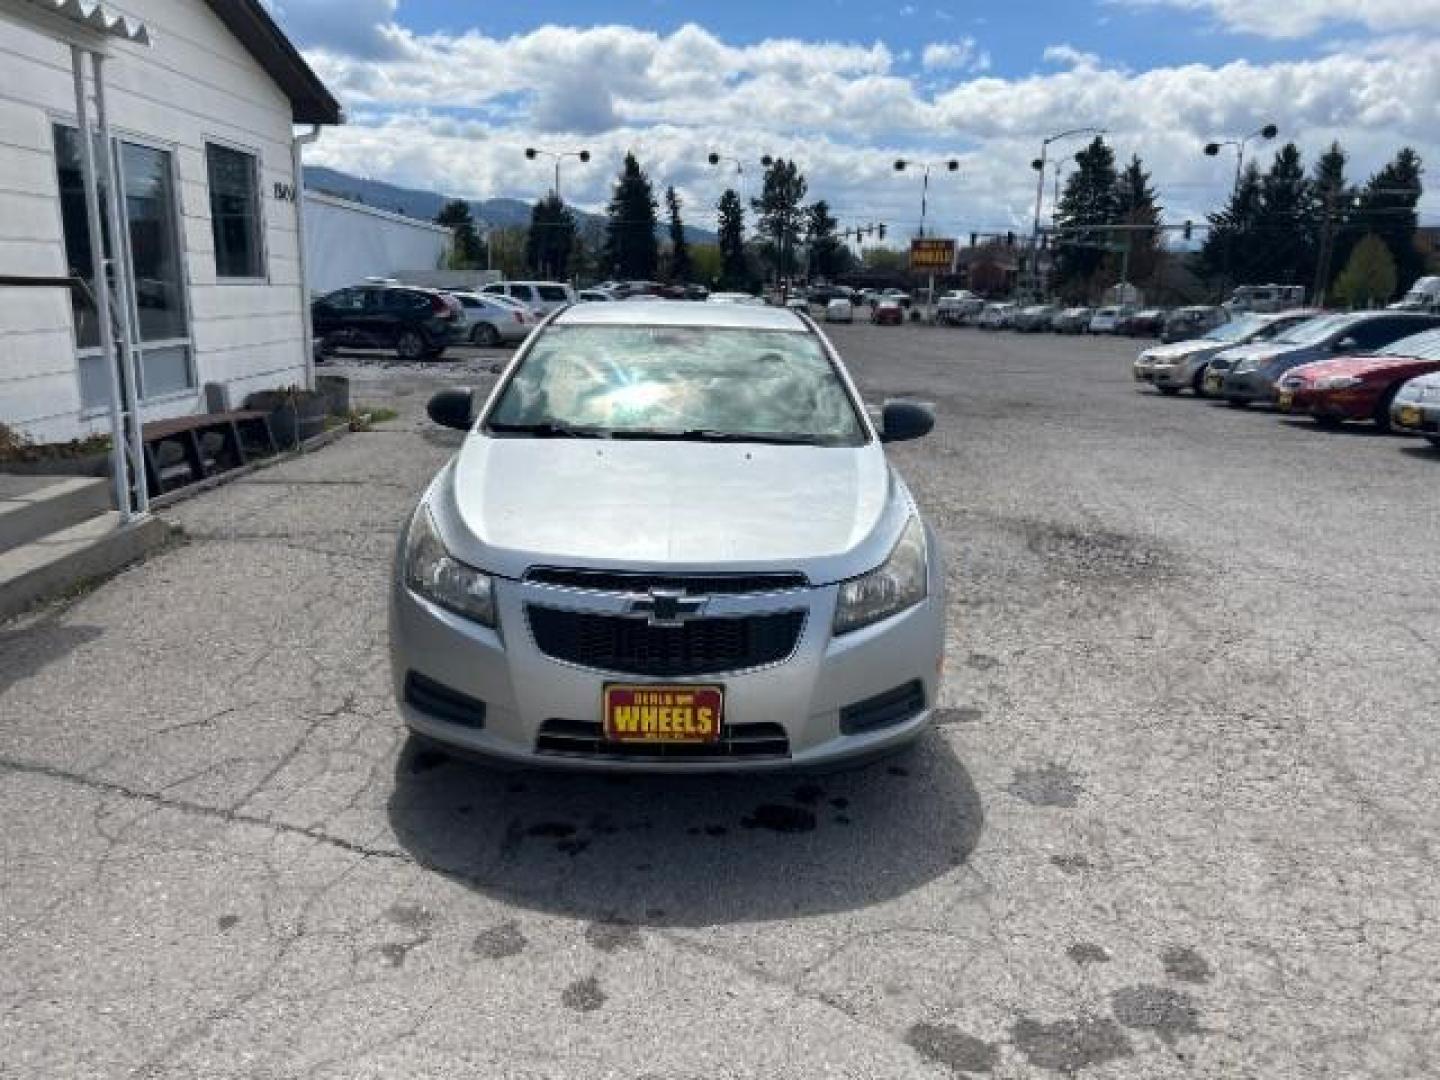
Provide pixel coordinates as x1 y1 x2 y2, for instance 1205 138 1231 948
0 475 112 555
0 511 172 623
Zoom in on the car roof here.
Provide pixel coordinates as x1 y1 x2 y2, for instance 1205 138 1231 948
553 299 805 331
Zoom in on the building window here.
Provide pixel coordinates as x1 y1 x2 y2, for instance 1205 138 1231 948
206 142 264 278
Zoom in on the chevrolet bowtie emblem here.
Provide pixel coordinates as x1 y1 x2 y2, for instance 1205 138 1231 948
628 589 707 627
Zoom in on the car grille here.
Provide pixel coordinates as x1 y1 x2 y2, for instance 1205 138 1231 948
839 681 926 735
527 606 805 676
525 567 807 595
535 718 790 760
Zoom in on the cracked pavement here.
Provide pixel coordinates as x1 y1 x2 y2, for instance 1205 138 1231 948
2 327 1438 1078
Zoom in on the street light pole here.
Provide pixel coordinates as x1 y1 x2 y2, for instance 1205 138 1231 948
893 158 959 239
1029 127 1105 299
1203 123 1278 197
523 146 592 201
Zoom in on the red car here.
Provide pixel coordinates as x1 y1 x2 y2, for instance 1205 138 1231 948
871 299 904 325
1277 328 1440 430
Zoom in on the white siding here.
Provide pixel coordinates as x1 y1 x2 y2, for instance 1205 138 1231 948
0 0 313 443
305 192 453 296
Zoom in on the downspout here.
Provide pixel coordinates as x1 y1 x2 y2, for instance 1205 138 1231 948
292 125 321 389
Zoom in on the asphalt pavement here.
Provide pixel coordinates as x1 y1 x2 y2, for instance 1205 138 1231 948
2 321 1438 1078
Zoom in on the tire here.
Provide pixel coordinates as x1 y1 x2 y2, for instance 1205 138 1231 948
1226 398 1248 409
472 322 501 348
1191 368 1207 396
1158 386 1182 396
1314 414 1343 429
1371 385 1401 432
1427 436 1440 448
424 346 446 360
396 329 426 361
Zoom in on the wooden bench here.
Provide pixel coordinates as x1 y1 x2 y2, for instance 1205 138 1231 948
141 410 278 494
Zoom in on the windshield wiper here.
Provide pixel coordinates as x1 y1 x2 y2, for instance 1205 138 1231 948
607 428 827 445
486 420 609 439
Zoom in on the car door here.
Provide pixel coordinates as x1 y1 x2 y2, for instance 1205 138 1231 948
314 288 361 342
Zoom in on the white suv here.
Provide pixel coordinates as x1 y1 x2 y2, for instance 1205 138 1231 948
481 281 576 316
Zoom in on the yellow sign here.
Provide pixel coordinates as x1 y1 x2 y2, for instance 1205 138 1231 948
909 238 956 272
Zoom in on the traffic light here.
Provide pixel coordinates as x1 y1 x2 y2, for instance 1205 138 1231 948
1183 220 1193 240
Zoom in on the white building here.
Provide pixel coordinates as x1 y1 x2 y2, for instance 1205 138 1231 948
0 0 340 445
303 190 453 297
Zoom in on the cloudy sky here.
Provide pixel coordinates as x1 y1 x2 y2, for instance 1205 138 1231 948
272 0 1440 242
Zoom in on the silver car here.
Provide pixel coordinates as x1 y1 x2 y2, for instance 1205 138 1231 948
390 301 945 771
1133 309 1318 395
1391 370 1440 447
449 292 535 347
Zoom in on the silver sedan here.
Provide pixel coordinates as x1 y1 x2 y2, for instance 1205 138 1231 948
389 301 946 770
1133 309 1317 395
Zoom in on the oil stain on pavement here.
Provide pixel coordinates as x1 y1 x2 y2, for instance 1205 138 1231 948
472 922 527 960
1110 985 1202 1045
905 1021 999 1074
562 975 606 1012
1007 763 1084 808
1011 1015 1133 1072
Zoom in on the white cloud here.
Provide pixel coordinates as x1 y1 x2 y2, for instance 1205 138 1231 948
288 16 1440 238
922 37 990 72
1043 44 1101 70
1112 0 1440 38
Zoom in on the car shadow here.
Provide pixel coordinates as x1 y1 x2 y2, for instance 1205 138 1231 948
1276 418 1394 437
386 729 983 928
1398 443 1440 459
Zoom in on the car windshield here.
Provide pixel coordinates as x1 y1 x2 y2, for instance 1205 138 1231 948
537 285 570 301
1203 315 1263 342
1376 328 1440 360
1275 312 1358 345
486 324 867 446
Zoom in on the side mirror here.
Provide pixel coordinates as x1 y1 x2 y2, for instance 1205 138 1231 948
427 388 475 431
1332 336 1359 353
880 399 934 443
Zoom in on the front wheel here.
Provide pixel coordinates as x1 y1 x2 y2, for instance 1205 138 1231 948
396 329 426 361
472 323 501 348
1371 385 1401 432
1158 386 1181 396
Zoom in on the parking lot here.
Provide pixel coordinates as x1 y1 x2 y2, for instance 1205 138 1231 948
2 321 1437 1079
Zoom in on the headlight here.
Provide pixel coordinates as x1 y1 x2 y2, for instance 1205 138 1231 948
834 516 928 636
404 504 496 626
1315 375 1363 390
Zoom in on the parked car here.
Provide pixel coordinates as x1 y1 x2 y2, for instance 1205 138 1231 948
826 298 854 323
394 300 943 770
1122 309 1166 337
976 302 1018 329
1088 305 1134 334
883 289 913 310
1133 309 1319 396
481 280 576 314
1162 306 1228 344
1388 275 1440 313
577 289 615 303
1207 311 1440 406
936 290 984 326
312 283 462 360
1013 304 1059 332
448 291 534 347
1276 328 1440 430
806 284 849 307
785 296 810 313
709 292 765 306
872 299 905 325
1390 370 1440 446
1052 307 1094 334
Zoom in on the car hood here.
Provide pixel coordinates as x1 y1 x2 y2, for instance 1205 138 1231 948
1288 356 1436 383
1211 342 1293 370
1141 340 1223 362
427 436 908 585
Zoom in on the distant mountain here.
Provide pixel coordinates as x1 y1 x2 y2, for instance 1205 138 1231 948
303 166 717 244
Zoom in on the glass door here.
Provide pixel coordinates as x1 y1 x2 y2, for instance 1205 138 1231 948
54 125 194 410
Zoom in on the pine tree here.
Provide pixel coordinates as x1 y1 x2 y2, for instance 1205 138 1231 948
716 188 748 290
752 159 808 283
805 200 848 279
1356 148 1424 291
1054 137 1119 296
1198 162 1264 289
1112 155 1162 290
1251 143 1315 286
665 186 691 283
436 198 484 267
1311 142 1355 299
1332 233 1398 308
525 194 576 280
602 153 659 280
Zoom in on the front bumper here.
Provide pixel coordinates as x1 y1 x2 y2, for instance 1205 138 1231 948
1279 386 1372 420
1220 370 1276 403
389 564 946 772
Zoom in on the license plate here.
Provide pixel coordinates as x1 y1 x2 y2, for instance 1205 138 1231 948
603 684 724 743
1277 390 1294 410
